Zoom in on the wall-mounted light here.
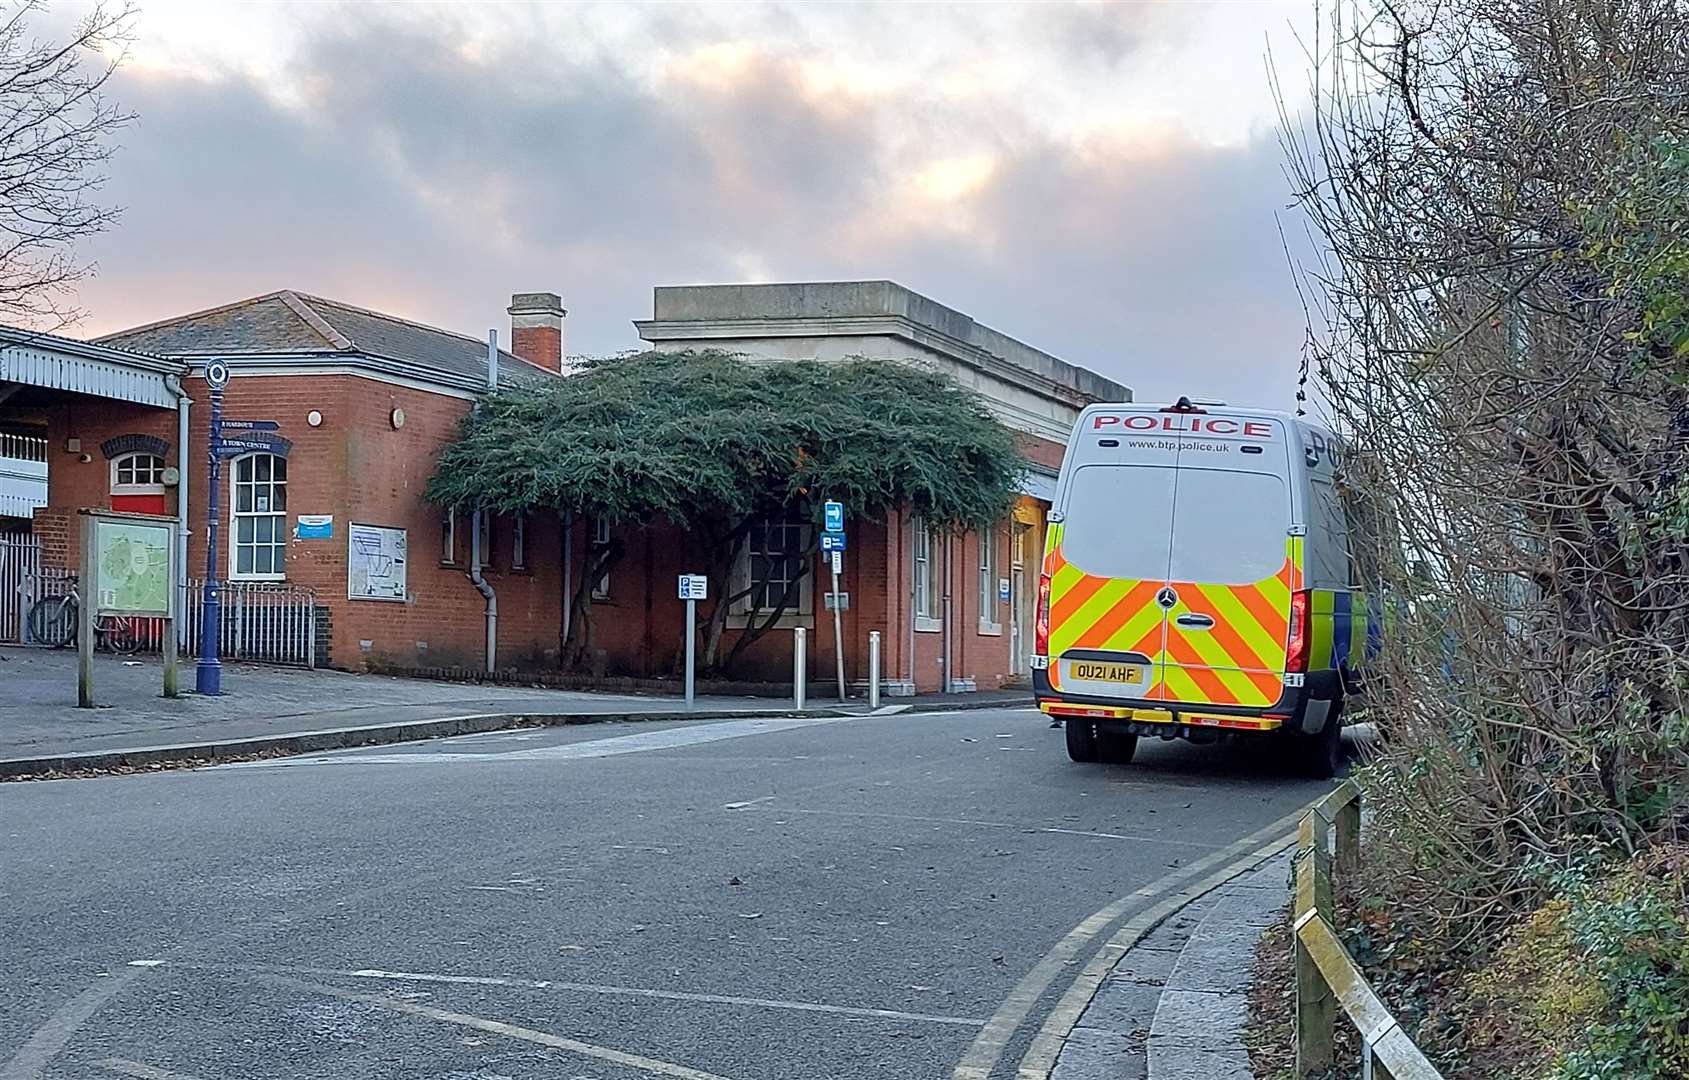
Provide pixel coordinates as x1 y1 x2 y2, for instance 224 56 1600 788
307 410 323 427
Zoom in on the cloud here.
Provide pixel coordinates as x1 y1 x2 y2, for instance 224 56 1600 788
70 1 1313 409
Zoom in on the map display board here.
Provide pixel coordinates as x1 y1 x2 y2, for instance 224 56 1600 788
94 520 173 615
348 523 407 601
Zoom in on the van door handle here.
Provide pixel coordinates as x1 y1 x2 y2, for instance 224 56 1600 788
1175 613 1215 630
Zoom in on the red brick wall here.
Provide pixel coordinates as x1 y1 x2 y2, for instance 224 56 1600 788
511 326 562 373
37 374 565 672
39 398 179 569
35 376 1063 691
1020 433 1067 472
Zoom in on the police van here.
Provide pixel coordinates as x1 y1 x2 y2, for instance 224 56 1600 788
1031 397 1372 778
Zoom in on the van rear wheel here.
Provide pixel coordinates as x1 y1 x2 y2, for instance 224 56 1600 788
1065 720 1100 762
1295 700 1344 779
1098 729 1137 764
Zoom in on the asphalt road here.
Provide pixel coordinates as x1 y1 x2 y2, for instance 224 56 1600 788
1 707 1331 1080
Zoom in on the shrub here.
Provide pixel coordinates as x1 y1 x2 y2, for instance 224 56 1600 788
1466 847 1689 1079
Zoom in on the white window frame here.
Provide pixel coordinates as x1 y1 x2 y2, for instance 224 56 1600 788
511 512 527 570
590 516 612 599
978 525 1002 635
474 511 493 568
229 452 287 581
914 516 941 633
441 509 458 565
110 452 167 495
731 512 813 627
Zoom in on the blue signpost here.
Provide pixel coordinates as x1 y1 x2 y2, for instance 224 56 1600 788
195 361 230 695
822 500 846 702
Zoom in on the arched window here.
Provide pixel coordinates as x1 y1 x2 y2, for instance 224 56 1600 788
110 452 166 493
231 452 287 579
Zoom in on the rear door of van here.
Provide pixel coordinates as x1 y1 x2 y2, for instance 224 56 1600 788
1158 419 1297 709
1046 413 1180 703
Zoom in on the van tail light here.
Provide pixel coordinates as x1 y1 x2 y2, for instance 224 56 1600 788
1285 590 1311 672
1034 573 1052 656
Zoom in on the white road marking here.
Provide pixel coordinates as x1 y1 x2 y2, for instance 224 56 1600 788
141 959 983 1028
773 806 1226 849
225 715 855 769
338 967 985 1027
721 795 776 810
261 973 745 1080
96 1059 206 1080
0 969 148 1080
951 803 1311 1080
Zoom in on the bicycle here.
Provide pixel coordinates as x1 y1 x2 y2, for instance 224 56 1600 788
27 584 147 654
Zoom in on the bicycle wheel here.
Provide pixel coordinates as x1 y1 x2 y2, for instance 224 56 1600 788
28 596 76 648
105 619 145 655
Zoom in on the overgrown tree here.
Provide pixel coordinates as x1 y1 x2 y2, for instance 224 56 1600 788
427 350 1023 675
1279 5 1689 1070
0 1 134 327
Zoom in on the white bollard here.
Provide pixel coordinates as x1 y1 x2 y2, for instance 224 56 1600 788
869 630 881 710
793 626 807 712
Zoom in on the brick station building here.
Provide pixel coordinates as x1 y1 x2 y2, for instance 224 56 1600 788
0 281 1127 693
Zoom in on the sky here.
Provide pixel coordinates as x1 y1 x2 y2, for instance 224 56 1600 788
59 0 1316 408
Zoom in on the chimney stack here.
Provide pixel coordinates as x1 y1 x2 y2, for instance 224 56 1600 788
507 292 566 373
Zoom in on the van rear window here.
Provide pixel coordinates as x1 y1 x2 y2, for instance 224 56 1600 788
1060 465 1289 585
1169 469 1289 585
1061 465 1176 581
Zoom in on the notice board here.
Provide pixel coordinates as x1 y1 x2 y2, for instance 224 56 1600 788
348 523 407 602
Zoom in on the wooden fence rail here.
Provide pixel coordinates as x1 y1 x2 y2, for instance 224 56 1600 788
1294 779 1444 1079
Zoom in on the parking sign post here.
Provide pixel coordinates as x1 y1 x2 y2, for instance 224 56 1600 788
678 574 708 709
823 501 847 702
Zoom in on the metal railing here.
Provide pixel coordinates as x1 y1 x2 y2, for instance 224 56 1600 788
0 432 47 461
15 572 317 668
180 579 319 668
1 532 45 642
1294 780 1444 1079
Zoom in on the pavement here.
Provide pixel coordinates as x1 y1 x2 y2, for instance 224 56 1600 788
1044 850 1295 1080
0 649 1026 771
1143 854 1291 1079
0 705 1333 1080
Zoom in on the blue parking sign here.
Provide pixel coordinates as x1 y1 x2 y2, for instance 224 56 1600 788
821 533 847 553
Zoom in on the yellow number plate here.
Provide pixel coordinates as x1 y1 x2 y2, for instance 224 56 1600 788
1069 661 1145 683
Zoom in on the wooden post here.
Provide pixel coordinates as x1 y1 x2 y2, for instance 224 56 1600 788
161 615 178 698
77 513 95 709
1337 790 1362 878
1295 811 1336 1075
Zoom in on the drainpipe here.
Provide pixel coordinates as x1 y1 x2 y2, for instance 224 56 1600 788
941 528 954 694
561 510 573 646
165 372 190 644
467 330 498 673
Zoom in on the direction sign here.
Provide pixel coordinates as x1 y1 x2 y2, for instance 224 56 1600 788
820 533 847 553
823 500 844 533
222 419 280 432
677 574 708 601
217 437 284 456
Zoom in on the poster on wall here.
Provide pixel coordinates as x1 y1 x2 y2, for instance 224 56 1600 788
348 523 407 602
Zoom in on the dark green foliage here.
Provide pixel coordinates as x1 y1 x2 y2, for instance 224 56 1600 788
425 350 1021 530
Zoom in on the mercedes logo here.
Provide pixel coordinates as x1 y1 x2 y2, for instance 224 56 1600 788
1155 586 1178 610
